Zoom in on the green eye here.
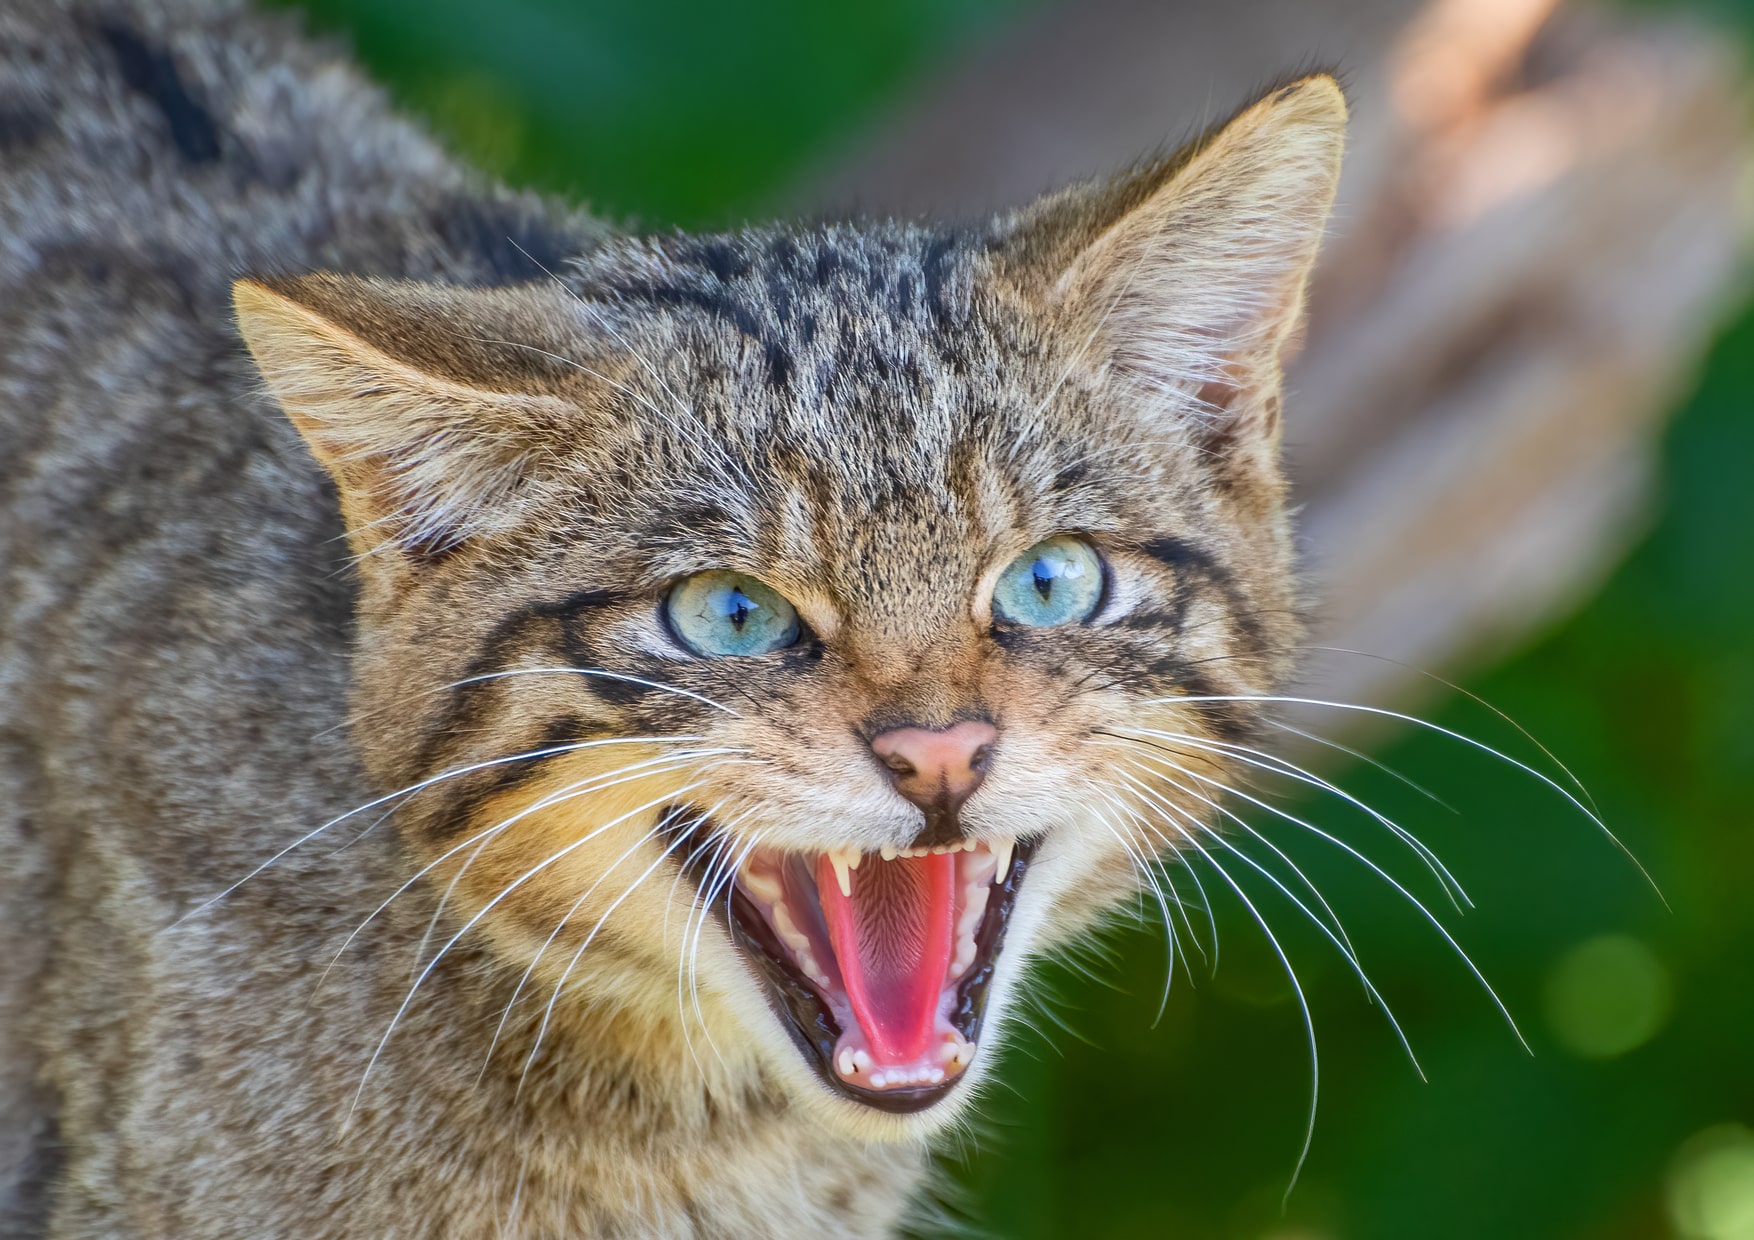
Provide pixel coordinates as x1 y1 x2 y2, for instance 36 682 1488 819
992 536 1105 627
666 571 801 657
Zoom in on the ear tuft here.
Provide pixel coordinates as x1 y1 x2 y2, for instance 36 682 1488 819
233 275 579 561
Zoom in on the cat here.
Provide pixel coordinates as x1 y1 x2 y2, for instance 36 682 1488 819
0 0 1345 1234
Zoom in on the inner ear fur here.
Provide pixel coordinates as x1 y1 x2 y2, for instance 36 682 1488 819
233 274 598 561
1000 73 1348 454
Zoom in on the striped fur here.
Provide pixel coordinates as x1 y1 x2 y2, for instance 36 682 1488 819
0 0 1344 1233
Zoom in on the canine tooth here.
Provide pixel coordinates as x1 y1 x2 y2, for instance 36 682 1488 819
853 1049 871 1071
828 852 854 897
838 1047 857 1077
741 865 783 904
993 836 1015 878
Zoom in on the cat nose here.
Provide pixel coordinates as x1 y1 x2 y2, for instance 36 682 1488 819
870 721 998 817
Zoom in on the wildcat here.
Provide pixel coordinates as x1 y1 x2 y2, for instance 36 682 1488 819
0 0 1345 1234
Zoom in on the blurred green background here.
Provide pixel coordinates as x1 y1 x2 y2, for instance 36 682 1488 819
273 0 1754 1235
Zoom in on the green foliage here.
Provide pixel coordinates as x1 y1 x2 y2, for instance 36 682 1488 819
269 0 1027 227
291 1 1754 1233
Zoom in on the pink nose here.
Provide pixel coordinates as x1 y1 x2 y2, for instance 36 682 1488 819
870 720 998 815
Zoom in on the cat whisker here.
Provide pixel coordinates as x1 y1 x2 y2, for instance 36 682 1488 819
1100 783 1218 970
169 734 709 929
1112 725 1470 909
1083 792 1185 1015
1263 718 1457 814
318 750 745 995
476 800 728 1085
1142 692 1662 903
518 810 753 1092
1102 734 1529 1053
1145 764 1365 973
1301 644 1600 815
677 828 763 1082
348 777 719 1122
680 834 745 1066
1089 783 1206 971
1127 797 1320 1204
1109 760 1424 1079
500 1148 531 1240
669 829 742 1084
410 758 746 977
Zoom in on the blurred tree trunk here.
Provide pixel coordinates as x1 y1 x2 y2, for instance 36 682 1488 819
801 0 1750 740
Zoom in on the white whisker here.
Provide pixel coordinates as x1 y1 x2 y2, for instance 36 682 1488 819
1110 761 1424 1079
477 800 726 1083
1101 735 1529 1053
1142 693 1661 902
317 751 744 994
347 776 722 1119
1084 790 1184 1014
1302 644 1600 814
1115 725 1469 910
1144 808 1320 1204
517 811 738 1090
169 734 708 928
1263 718 1456 813
683 828 764 1076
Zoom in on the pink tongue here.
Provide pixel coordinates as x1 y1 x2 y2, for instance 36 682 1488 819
816 852 955 1068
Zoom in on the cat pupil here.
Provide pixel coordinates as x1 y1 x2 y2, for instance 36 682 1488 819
1032 564 1054 601
727 591 753 630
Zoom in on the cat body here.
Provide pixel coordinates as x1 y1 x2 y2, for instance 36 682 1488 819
0 1 1345 1235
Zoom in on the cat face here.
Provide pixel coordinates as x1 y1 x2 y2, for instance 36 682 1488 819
236 77 1345 1138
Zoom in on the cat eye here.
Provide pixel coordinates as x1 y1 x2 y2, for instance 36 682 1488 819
665 570 801 657
991 536 1106 627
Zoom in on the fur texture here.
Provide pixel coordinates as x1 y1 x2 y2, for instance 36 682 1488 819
0 0 1346 1234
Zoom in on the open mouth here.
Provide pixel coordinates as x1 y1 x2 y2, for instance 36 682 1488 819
680 826 1034 1113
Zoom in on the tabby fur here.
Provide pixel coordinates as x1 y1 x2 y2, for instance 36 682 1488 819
0 0 1346 1234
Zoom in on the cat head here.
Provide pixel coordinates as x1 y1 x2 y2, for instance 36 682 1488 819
235 76 1345 1139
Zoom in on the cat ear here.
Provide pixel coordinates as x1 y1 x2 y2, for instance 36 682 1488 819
233 274 583 562
1004 73 1347 458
